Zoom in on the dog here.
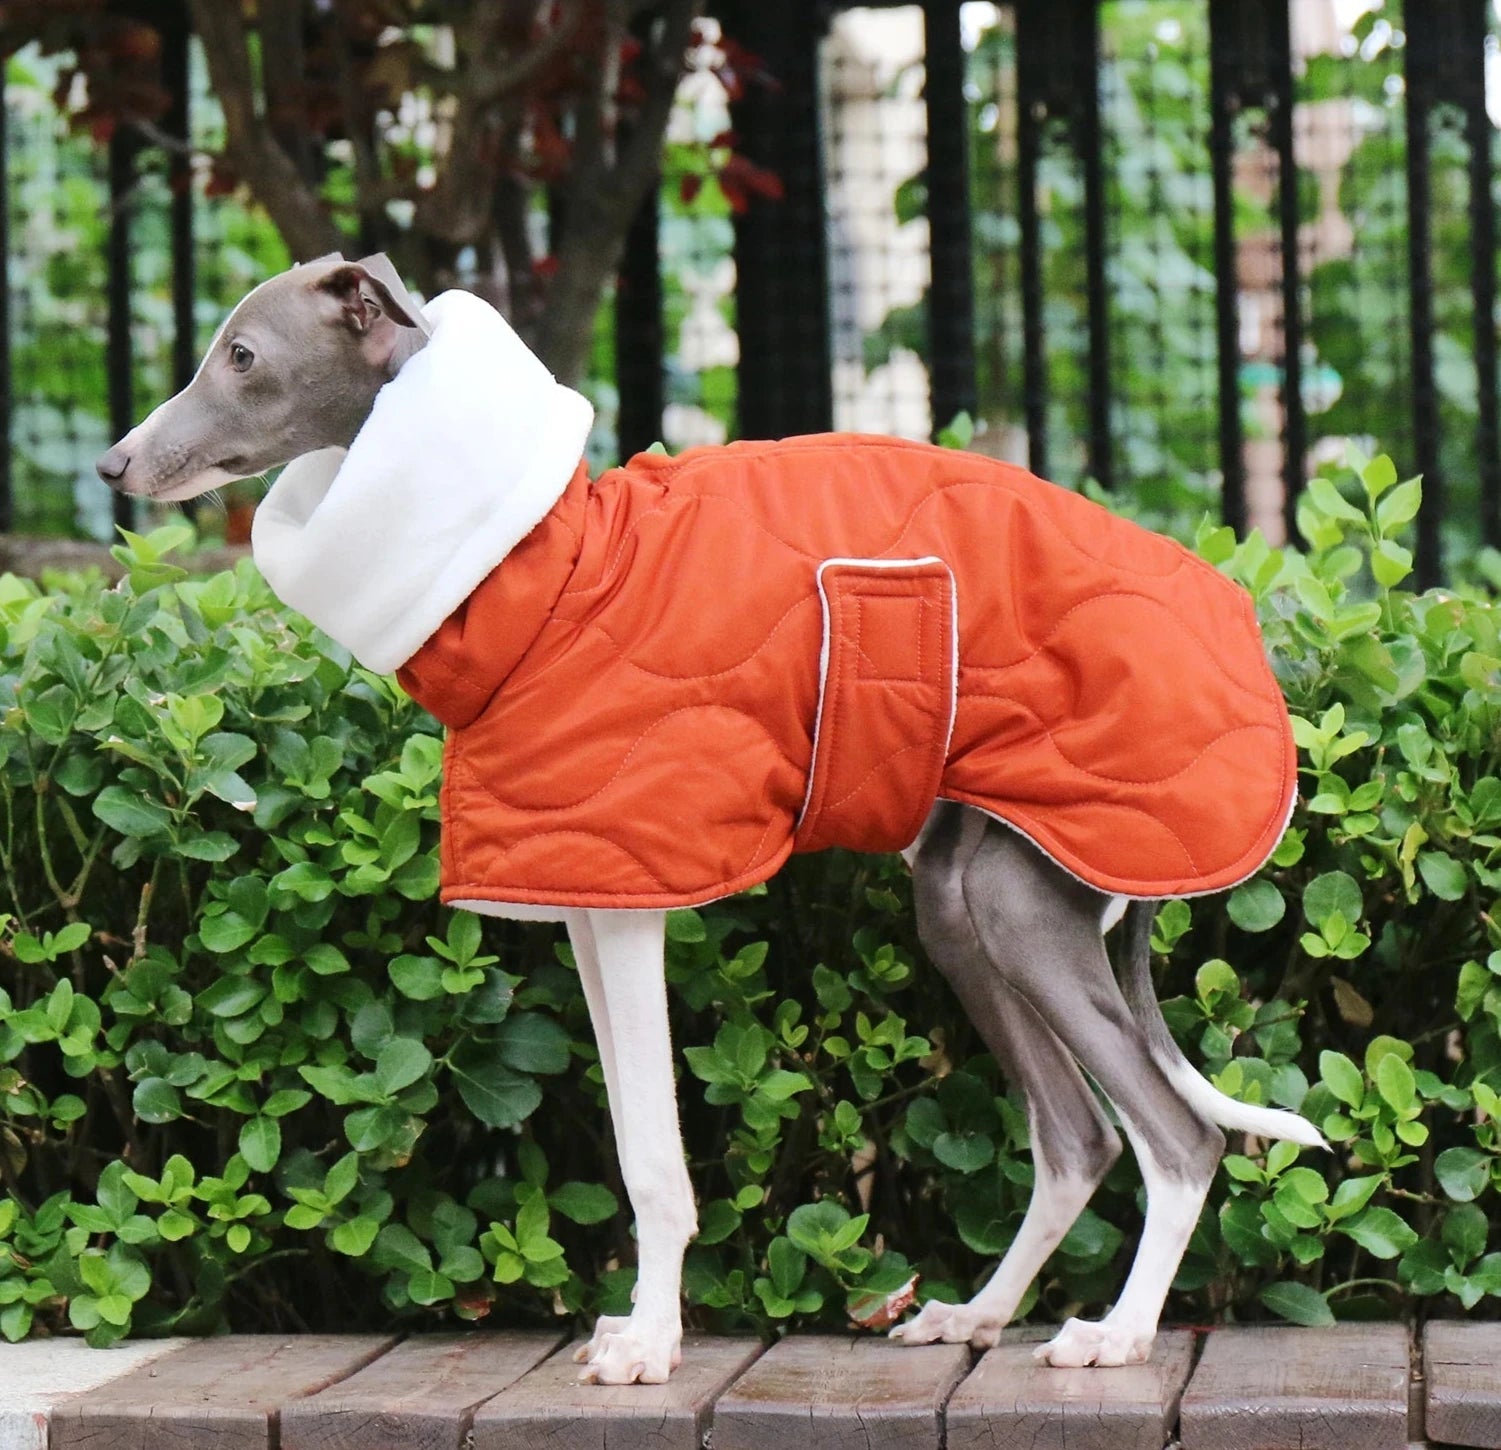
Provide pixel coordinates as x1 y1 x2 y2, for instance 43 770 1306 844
99 254 1324 1385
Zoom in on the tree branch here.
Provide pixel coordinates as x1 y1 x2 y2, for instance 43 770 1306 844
186 0 344 259
260 0 315 184
533 0 699 380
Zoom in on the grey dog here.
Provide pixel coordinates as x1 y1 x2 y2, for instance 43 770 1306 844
99 254 1322 1384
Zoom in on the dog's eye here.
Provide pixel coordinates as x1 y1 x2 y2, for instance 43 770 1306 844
229 343 254 373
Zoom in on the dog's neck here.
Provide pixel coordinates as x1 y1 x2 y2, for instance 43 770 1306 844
387 323 430 379
337 324 429 447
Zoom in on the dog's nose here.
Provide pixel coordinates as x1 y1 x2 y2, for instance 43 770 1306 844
96 446 131 485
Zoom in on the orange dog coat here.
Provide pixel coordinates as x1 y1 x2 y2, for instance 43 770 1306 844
253 294 1293 913
395 435 1294 909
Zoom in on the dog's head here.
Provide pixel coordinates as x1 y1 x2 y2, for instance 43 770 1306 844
96 253 430 502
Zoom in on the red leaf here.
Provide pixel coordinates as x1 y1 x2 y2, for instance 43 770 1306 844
847 1274 920 1331
720 153 784 204
679 173 703 205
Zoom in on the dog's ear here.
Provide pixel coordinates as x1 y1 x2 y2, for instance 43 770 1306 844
318 256 432 338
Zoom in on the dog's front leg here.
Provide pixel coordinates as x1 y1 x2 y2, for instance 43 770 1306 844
568 909 696 1384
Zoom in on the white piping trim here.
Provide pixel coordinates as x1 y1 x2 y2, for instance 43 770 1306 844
935 767 1299 902
794 556 959 843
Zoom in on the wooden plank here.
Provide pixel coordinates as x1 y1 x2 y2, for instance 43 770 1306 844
945 1326 1195 1450
473 1334 764 1450
1179 1324 1411 1450
282 1331 564 1450
711 1335 971 1450
49 1333 396 1450
0 1339 188 1450
1424 1319 1501 1448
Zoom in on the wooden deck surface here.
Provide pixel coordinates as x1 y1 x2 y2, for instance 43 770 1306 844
5 1322 1496 1450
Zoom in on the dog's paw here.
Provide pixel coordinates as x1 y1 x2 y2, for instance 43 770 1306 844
1033 1316 1154 1368
889 1299 1008 1349
573 1314 632 1365
575 1316 682 1385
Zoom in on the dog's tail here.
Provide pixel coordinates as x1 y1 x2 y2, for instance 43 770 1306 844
1119 899 1328 1150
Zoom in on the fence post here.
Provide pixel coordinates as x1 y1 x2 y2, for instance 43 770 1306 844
721 0 833 439
1265 0 1303 543
923 0 977 439
1077 0 1111 490
1207 0 1300 539
1405 0 1500 568
107 127 139 534
1207 0 1245 536
0 86 11 534
615 186 665 458
1014 0 1103 485
163 2 195 393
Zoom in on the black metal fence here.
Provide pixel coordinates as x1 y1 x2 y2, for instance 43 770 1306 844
3 0 1498 584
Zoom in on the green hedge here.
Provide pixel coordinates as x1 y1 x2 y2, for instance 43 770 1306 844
3 454 1500 1346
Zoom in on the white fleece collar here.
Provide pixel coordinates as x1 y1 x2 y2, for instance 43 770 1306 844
251 290 593 674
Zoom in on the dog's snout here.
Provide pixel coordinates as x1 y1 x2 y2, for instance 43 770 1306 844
96 445 131 486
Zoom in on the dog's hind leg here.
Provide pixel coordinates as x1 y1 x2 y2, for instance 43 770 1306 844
892 805 1123 1348
958 820 1224 1368
568 909 697 1385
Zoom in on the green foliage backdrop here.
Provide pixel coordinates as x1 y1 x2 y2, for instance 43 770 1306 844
5 458 1501 1344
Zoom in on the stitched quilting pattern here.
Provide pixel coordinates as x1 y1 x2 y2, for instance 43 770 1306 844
398 433 1295 908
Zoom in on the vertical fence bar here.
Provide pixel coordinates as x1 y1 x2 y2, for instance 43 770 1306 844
1266 0 1303 543
1207 0 1245 536
615 187 665 457
161 0 201 526
164 4 195 393
0 87 11 534
723 0 832 439
1078 0 1111 490
923 0 977 437
1014 0 1049 478
1404 4 1441 585
1462 5 1500 550
107 128 138 533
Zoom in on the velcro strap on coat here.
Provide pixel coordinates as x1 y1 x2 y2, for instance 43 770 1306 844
794 559 956 856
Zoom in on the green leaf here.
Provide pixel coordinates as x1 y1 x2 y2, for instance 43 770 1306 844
1303 871 1362 928
374 1038 433 1096
1375 476 1421 532
1308 476 1365 522
1338 1207 1418 1260
238 1117 281 1174
1375 1054 1416 1114
932 1131 994 1174
548 1182 619 1225
406 1269 455 1305
1319 1051 1365 1109
263 1089 311 1118
331 1217 379 1256
666 908 707 943
1417 851 1469 902
374 1223 431 1274
1436 1147 1491 1203
389 955 445 1001
1227 879 1286 933
1360 453 1398 496
494 1014 571 1075
1443 1203 1489 1266
1259 1281 1335 1326
198 976 266 1017
133 1078 181 1125
450 1047 542 1128
92 786 171 839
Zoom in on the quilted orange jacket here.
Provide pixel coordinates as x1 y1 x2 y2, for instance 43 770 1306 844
393 434 1295 910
